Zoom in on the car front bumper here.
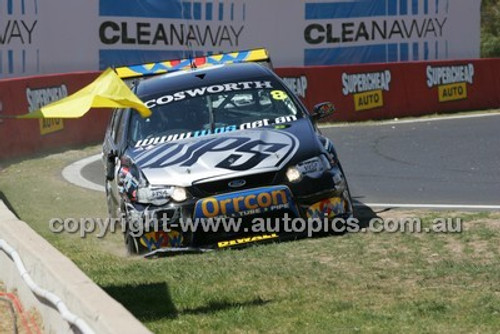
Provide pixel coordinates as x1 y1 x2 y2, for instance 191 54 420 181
126 166 353 252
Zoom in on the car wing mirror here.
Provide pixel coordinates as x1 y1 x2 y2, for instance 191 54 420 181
311 102 335 121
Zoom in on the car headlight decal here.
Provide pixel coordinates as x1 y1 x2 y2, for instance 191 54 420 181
136 186 174 206
288 155 332 182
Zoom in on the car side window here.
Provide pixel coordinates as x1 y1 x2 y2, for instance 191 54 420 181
107 110 117 136
111 109 124 144
115 109 129 146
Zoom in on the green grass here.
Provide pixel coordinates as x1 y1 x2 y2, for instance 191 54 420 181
1 146 499 333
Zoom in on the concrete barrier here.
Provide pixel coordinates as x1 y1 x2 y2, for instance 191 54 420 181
0 200 152 334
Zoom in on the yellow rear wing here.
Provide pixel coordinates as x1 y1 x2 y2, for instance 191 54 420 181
114 48 271 79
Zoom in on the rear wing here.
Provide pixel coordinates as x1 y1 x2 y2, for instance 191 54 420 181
114 48 272 80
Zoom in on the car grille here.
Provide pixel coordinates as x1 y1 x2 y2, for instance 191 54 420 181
192 172 277 196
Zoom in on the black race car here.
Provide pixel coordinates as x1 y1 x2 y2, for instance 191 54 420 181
103 50 353 255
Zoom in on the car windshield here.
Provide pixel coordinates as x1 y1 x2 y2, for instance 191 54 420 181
129 78 303 147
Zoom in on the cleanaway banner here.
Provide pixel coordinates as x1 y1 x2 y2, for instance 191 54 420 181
0 0 480 78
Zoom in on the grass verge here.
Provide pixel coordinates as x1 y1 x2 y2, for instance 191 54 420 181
0 146 499 333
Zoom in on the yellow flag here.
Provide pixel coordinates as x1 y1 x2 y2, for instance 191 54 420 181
18 68 152 119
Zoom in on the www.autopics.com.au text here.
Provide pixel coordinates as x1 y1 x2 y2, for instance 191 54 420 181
48 214 463 238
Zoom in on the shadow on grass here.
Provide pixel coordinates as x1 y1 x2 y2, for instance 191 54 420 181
181 297 270 316
0 191 20 219
103 283 271 321
353 197 385 229
103 283 178 320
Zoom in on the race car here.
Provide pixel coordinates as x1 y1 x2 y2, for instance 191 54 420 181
102 49 354 255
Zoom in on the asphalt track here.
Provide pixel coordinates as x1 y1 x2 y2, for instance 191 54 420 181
79 113 500 208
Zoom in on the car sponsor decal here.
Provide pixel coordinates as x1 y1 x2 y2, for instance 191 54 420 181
217 233 279 249
145 80 273 108
134 129 299 173
140 230 183 250
134 115 298 148
426 64 474 103
118 165 140 201
306 197 344 219
113 49 269 79
194 186 297 219
296 156 326 177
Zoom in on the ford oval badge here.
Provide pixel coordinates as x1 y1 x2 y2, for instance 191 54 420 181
228 179 246 188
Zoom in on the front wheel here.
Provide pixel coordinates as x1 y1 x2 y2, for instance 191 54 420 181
105 180 120 219
125 230 149 255
122 204 149 255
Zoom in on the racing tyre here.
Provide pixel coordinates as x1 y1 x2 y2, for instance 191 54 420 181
105 180 119 219
125 231 149 255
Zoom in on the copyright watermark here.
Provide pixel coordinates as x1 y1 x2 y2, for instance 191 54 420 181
48 215 463 238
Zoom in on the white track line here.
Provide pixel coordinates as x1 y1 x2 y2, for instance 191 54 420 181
320 111 500 128
62 154 105 192
355 203 500 210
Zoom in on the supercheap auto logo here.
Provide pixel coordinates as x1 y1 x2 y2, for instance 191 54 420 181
282 76 308 99
195 186 295 219
426 64 474 103
342 70 392 111
26 85 67 135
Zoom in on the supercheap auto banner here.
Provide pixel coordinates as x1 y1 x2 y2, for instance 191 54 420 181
276 58 500 123
0 0 480 78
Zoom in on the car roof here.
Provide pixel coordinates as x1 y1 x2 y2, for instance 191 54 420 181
135 62 275 97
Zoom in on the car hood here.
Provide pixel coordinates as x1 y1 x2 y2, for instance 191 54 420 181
126 118 322 186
